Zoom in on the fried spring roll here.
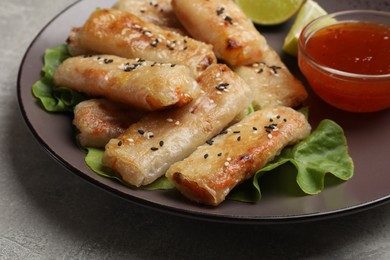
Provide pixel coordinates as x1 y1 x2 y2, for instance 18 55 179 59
67 27 94 57
73 99 146 148
102 64 252 187
112 0 185 33
233 48 308 110
72 9 216 77
53 55 199 111
166 106 311 206
172 0 266 66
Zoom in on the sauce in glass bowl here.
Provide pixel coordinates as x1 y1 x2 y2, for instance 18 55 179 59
298 10 390 113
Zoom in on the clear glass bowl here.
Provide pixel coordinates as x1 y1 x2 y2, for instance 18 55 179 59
298 10 390 113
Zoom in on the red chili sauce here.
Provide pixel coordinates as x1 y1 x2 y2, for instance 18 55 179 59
299 22 390 112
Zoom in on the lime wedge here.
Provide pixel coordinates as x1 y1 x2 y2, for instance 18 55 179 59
282 0 327 56
235 0 305 25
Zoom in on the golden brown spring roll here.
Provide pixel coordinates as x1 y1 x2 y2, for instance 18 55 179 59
112 0 185 32
53 55 199 110
233 48 308 110
166 106 311 206
172 0 266 66
71 8 216 77
73 99 146 148
102 64 252 187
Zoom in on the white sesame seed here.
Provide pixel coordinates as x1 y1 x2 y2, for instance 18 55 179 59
128 138 134 143
166 118 174 122
267 133 273 139
224 162 230 167
226 157 231 161
175 121 180 125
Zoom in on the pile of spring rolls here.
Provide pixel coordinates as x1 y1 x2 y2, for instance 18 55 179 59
54 0 311 206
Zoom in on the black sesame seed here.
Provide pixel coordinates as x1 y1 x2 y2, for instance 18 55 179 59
269 65 282 74
151 147 159 151
224 16 233 25
170 64 176 67
216 83 229 90
117 140 122 146
206 140 214 145
104 58 113 64
233 131 240 134
83 54 93 58
150 41 158 47
159 140 164 147
252 127 258 131
204 153 209 159
283 118 287 122
220 130 228 135
276 115 281 119
216 7 225 16
138 129 145 135
270 118 274 122
237 136 241 141
256 68 264 74
217 153 222 157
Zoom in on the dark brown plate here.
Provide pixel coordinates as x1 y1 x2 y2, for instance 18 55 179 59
17 0 390 224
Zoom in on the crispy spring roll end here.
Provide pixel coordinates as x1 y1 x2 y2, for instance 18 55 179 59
171 172 217 205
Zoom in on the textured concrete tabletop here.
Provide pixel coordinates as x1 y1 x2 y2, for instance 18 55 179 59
1 0 390 259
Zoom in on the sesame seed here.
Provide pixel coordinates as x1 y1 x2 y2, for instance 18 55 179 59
233 131 240 134
204 154 209 159
159 140 164 147
284 118 287 122
252 127 258 131
216 7 225 15
151 147 159 151
206 140 214 145
267 133 273 139
175 121 180 125
220 130 228 135
237 136 241 141
166 118 174 122
224 16 233 24
224 162 230 166
226 157 231 161
117 140 122 146
128 138 134 143
138 129 145 135
218 153 222 157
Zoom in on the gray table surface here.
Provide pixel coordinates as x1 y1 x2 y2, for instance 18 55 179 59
1 0 390 259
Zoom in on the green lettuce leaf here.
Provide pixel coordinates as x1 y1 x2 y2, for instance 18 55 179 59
32 44 87 112
228 119 354 202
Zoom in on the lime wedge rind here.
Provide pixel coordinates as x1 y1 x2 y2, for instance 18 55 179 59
283 0 328 56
